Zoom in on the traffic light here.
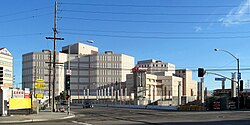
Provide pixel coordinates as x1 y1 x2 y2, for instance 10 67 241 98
65 75 70 90
0 67 3 84
198 68 206 77
240 80 243 91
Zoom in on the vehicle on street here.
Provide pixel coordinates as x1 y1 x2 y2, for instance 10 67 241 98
82 102 93 108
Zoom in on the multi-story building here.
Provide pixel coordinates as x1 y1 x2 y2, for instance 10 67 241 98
125 60 197 106
175 69 197 103
0 48 13 116
63 50 134 100
137 59 175 75
22 43 135 102
61 42 98 55
126 68 182 106
0 48 13 88
22 50 68 97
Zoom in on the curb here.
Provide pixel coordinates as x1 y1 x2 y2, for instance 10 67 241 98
0 114 76 124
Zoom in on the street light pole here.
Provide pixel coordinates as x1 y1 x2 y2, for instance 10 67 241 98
214 48 240 109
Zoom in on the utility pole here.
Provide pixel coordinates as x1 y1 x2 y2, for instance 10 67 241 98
48 51 52 107
46 0 64 112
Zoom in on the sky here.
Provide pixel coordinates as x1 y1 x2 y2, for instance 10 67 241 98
1 0 250 90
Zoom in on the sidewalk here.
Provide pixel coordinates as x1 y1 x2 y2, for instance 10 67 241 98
0 109 75 124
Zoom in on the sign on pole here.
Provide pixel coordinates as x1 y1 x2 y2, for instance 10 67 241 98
66 69 72 75
215 78 226 81
35 79 46 99
238 72 241 79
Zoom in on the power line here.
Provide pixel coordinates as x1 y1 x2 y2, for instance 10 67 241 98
58 28 250 35
59 9 250 16
0 32 52 38
60 31 250 40
49 65 250 72
0 13 53 24
59 2 244 8
0 6 53 18
58 16 250 24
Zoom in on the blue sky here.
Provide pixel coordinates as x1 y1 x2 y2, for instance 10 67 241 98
1 0 250 90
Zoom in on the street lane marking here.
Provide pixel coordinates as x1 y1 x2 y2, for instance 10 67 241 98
72 121 92 125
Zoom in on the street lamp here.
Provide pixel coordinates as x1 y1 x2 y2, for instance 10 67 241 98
214 48 240 109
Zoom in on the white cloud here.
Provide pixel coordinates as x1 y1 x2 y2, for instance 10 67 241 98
221 0 250 26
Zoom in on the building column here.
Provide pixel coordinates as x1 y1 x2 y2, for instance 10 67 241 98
153 85 156 101
124 87 127 101
87 89 89 99
178 82 182 105
200 78 205 103
111 86 114 99
231 73 236 98
107 86 110 99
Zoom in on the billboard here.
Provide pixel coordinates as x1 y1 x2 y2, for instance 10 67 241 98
24 88 30 98
9 98 31 110
12 89 24 98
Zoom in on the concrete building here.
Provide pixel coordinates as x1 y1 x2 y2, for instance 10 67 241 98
124 60 197 106
0 48 13 116
126 67 183 106
22 43 135 102
137 59 175 75
62 42 98 55
175 69 197 103
22 50 68 97
64 50 134 100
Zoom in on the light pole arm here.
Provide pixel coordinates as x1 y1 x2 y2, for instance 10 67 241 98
206 72 237 83
219 49 238 60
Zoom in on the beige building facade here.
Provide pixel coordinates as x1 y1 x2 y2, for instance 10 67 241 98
22 50 68 97
175 69 197 103
0 48 13 89
126 70 183 106
0 48 13 116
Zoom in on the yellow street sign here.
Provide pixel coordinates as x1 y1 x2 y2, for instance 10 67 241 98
35 94 44 98
35 83 46 89
35 79 46 89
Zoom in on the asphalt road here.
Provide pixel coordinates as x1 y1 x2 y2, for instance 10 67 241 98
12 106 250 125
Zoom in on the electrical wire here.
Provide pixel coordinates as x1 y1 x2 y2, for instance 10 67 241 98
60 31 250 40
59 2 244 8
58 16 250 24
48 64 250 72
0 6 53 18
58 28 250 35
0 13 53 24
59 9 250 16
0 32 52 38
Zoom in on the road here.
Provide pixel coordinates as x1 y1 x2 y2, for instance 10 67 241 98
14 106 250 125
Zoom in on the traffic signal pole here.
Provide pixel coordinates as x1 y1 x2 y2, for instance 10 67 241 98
237 59 240 109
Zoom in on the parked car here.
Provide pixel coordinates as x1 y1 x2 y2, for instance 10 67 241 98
82 102 93 108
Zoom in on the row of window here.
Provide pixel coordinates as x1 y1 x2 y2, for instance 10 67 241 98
147 78 171 83
98 63 121 68
97 55 121 62
138 63 169 68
